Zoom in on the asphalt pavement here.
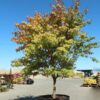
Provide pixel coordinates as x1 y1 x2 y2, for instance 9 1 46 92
0 78 100 100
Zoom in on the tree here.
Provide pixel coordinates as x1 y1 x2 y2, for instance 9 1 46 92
12 0 99 99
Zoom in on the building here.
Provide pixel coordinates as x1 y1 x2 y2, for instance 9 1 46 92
77 69 93 77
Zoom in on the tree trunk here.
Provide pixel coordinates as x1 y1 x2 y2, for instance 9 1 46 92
52 74 58 100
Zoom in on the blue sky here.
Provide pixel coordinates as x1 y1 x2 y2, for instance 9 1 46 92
0 0 100 70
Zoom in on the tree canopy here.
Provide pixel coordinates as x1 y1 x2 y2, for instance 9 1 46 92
12 0 99 75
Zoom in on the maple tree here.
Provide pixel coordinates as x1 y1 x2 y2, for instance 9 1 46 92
12 0 99 99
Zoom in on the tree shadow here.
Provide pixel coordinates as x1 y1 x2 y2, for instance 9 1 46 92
14 96 35 100
13 95 70 100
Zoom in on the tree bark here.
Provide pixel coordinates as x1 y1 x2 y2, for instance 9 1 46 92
52 74 58 100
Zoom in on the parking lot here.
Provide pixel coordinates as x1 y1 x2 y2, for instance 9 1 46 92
0 78 100 100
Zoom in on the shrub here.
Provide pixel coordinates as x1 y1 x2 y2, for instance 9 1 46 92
13 77 24 84
0 86 8 92
83 78 96 85
75 72 84 78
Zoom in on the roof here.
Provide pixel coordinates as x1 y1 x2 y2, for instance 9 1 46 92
0 68 22 74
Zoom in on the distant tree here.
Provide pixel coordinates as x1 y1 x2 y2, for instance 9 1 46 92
12 0 99 99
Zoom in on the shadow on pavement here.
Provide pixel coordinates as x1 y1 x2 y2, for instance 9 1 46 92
91 87 100 91
14 96 35 100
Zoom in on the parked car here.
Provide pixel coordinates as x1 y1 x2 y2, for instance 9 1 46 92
26 78 34 84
